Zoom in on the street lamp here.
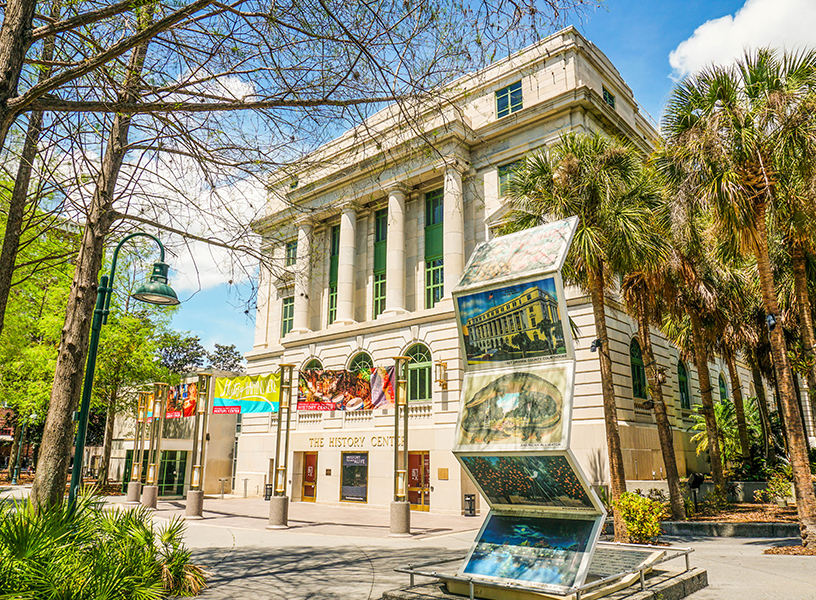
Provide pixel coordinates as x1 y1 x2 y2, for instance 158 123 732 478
11 412 36 485
67 232 179 510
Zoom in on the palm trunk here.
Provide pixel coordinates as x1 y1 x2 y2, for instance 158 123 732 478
688 309 726 493
749 359 773 462
753 202 816 547
96 389 118 483
726 354 750 464
636 288 685 520
588 266 628 542
791 243 816 437
31 11 153 506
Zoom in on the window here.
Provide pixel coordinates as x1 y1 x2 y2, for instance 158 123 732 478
281 297 294 336
285 240 298 266
349 352 373 373
425 259 444 309
424 189 444 309
425 189 443 226
405 343 432 402
328 225 340 325
303 358 322 371
498 161 522 195
630 339 647 400
373 208 387 318
602 86 616 109
496 80 523 118
719 373 729 402
678 361 691 410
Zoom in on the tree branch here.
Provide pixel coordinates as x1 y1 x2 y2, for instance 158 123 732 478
30 0 146 44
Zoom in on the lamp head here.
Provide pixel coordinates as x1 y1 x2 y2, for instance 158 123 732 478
590 338 602 353
766 314 777 331
132 261 180 306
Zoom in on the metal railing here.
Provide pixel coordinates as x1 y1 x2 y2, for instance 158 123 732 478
394 542 694 600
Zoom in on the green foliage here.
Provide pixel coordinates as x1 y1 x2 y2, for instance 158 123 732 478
158 332 208 379
613 492 666 543
0 491 207 597
689 398 762 465
683 496 696 519
755 470 794 502
699 488 730 514
206 343 245 373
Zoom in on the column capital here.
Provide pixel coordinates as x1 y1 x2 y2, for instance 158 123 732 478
382 181 410 196
336 200 360 215
437 156 472 176
292 215 315 230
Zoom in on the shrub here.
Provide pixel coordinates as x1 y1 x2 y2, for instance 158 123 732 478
613 491 666 543
755 471 793 503
0 491 207 598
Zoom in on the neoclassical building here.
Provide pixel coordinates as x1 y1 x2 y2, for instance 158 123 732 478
239 27 760 514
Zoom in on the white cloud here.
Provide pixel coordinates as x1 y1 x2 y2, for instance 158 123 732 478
669 0 816 80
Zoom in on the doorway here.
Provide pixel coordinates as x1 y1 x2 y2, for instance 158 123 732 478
408 451 430 511
302 452 318 501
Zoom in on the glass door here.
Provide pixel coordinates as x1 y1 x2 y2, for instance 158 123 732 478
408 451 430 511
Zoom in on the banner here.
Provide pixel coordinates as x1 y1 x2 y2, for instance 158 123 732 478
165 382 198 419
213 373 280 414
297 367 394 411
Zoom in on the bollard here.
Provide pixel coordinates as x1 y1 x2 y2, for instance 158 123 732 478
219 477 228 499
243 478 249 498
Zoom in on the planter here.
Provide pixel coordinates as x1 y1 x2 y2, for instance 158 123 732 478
776 499 788 508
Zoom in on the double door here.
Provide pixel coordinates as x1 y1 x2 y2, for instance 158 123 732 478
407 451 430 511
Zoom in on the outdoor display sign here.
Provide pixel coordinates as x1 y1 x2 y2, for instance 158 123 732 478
165 382 198 419
451 216 605 594
297 367 395 411
213 373 280 414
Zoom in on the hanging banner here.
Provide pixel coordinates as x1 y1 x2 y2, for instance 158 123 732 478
297 367 394 411
165 382 198 419
213 373 280 414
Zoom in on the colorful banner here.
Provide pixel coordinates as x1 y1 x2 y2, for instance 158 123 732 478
166 382 198 419
297 367 394 411
213 373 280 414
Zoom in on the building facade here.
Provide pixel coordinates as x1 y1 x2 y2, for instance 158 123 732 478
240 27 761 514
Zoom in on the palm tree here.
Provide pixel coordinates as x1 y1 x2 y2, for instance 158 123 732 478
507 131 650 541
662 48 816 546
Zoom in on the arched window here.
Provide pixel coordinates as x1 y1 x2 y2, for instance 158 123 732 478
303 358 323 371
719 373 729 402
348 352 373 373
678 361 691 410
405 343 432 402
630 339 647 400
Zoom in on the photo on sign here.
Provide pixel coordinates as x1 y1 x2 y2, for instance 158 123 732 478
298 367 394 411
459 513 600 590
341 452 368 502
454 364 573 452
456 277 566 367
457 453 598 512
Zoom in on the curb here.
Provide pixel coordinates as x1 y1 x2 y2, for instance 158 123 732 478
661 521 799 538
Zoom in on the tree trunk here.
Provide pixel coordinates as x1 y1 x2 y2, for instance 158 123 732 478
0 0 39 152
31 13 153 506
726 354 751 464
636 288 685 520
6 421 19 480
0 0 62 337
791 243 816 438
791 374 811 452
750 359 773 462
687 309 726 494
96 389 118 483
588 266 629 542
753 202 816 547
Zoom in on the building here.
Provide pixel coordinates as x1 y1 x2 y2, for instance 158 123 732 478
239 27 760 515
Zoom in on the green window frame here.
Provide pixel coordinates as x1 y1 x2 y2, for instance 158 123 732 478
603 86 616 109
424 189 444 309
303 358 322 371
281 296 294 336
373 208 387 318
678 361 691 410
718 373 729 402
496 80 523 118
373 273 386 317
349 351 373 373
498 161 521 196
328 225 340 325
405 343 432 402
425 259 444 309
285 240 298 266
630 339 647 400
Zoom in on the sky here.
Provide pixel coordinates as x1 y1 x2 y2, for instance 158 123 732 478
167 0 816 359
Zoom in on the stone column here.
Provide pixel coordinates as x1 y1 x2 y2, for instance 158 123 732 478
335 204 357 325
292 220 312 333
443 161 466 298
384 184 408 316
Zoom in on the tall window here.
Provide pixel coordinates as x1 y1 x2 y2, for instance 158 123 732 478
373 208 387 318
678 361 691 410
424 189 444 309
602 86 616 109
498 161 521 195
303 358 322 371
285 240 298 266
406 343 432 402
281 296 294 336
496 80 523 118
630 339 647 400
328 225 340 324
718 373 729 402
349 352 373 373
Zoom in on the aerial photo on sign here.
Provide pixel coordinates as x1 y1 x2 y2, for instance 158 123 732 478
456 276 566 367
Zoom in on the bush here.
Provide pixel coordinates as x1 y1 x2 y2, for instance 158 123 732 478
613 492 666 543
754 471 793 503
0 491 207 598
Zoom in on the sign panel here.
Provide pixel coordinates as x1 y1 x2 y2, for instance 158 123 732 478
341 452 368 502
298 367 394 411
213 373 280 414
165 382 198 419
454 363 574 452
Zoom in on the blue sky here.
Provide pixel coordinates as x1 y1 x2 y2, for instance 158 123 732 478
168 0 816 358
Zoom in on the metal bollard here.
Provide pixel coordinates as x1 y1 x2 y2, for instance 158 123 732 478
243 478 249 498
219 478 228 499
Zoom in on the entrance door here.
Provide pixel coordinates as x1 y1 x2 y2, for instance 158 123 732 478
408 451 430 511
302 452 318 501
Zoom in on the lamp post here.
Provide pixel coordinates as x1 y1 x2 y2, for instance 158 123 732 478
267 364 295 529
67 232 179 511
11 413 36 485
185 373 211 519
390 355 411 536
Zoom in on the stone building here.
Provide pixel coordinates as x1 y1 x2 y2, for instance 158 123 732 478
239 27 757 514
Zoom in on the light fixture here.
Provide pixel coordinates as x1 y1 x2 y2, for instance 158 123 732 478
642 399 655 410
766 314 777 331
132 261 180 305
434 361 448 389
590 338 603 352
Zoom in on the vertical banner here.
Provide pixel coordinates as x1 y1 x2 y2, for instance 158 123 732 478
165 382 198 419
213 373 281 414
